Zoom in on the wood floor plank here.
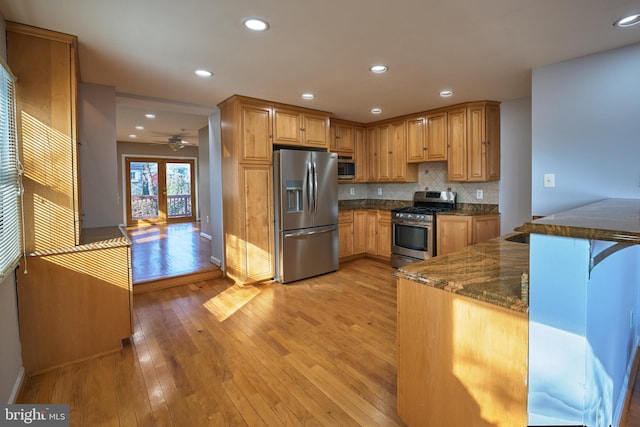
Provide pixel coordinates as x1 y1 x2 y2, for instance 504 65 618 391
17 258 405 426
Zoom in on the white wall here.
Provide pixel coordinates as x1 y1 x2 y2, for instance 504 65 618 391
532 42 640 215
208 111 224 267
198 126 211 237
79 83 121 227
0 14 23 404
499 97 532 234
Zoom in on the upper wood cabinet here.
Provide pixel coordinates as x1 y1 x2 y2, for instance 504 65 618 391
447 101 500 182
7 22 82 251
273 107 330 149
354 126 369 182
407 111 448 163
330 120 355 153
240 102 273 163
368 121 418 183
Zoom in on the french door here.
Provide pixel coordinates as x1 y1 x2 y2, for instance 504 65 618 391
126 157 196 225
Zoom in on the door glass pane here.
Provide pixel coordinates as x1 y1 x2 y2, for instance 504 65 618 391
166 162 192 219
130 161 159 220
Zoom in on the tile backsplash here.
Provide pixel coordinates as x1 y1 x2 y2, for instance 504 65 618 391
338 161 499 205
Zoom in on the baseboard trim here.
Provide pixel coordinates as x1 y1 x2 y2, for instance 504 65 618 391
210 256 222 267
8 366 24 403
200 232 212 241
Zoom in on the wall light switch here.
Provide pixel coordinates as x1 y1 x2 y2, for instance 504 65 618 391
377 187 383 196
543 173 556 188
349 187 355 196
476 189 483 200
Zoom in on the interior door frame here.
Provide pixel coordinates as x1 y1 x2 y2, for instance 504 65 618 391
123 155 198 226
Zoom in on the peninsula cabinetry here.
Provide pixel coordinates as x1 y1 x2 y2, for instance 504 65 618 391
437 214 500 256
397 277 528 427
447 101 500 182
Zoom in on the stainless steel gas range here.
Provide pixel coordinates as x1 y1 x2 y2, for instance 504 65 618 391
391 191 457 268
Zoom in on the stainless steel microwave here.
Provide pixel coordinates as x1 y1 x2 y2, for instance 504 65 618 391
337 157 355 179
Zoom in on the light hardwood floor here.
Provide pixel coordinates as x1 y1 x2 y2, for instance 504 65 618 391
17 258 404 426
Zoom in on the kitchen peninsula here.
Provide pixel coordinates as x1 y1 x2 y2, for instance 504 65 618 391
396 198 640 427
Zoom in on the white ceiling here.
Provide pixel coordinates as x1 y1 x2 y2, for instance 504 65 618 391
2 0 640 146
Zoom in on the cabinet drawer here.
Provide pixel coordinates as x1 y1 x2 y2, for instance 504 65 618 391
338 210 354 224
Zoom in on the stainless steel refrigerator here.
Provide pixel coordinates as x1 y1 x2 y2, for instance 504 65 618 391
273 149 338 283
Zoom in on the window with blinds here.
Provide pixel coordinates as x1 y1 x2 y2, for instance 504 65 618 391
0 59 21 279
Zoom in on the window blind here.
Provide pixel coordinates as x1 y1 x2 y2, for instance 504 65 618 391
0 58 21 279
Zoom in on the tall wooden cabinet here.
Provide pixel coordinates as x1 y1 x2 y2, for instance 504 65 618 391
7 22 82 251
447 101 500 182
219 96 275 284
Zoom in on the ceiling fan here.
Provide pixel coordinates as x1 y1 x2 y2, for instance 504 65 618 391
151 130 194 151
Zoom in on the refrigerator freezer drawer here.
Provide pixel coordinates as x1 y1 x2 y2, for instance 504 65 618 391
277 225 338 283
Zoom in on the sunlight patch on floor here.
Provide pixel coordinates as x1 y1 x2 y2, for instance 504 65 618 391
203 285 262 322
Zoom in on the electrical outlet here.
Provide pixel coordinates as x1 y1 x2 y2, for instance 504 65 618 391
476 189 483 200
377 187 383 196
349 187 355 196
543 173 555 188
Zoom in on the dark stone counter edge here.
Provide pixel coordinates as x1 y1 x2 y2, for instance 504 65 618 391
394 269 529 313
339 199 499 214
515 222 640 244
28 226 131 257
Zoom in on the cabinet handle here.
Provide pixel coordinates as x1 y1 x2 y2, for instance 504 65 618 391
483 141 490 145
388 151 392 154
423 147 428 151
300 127 306 132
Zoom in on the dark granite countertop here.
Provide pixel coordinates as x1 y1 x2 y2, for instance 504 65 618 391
515 198 640 244
395 234 529 312
439 203 500 216
338 199 411 211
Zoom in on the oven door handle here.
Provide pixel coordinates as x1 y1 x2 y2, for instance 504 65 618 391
391 219 432 228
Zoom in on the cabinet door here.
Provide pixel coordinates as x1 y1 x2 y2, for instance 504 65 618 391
447 107 467 182
389 121 407 181
242 165 274 281
406 116 426 163
467 103 486 181
365 210 378 254
303 113 329 149
376 211 392 258
485 103 501 181
273 108 302 145
240 103 272 163
437 215 472 256
336 123 354 152
426 112 448 161
338 211 354 259
368 126 380 181
377 125 392 181
354 127 369 182
353 210 368 254
473 215 500 244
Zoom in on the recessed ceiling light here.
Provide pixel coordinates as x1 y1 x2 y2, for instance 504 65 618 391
243 18 269 31
370 65 389 74
195 69 213 77
129 134 137 139
135 125 144 131
371 107 383 114
145 113 156 119
614 13 640 27
301 93 315 100
440 90 454 97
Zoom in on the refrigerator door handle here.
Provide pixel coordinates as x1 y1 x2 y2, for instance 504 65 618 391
313 161 318 216
306 161 313 213
284 225 337 238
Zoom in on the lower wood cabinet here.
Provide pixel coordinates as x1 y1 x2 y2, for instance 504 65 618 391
397 277 528 426
437 214 500 256
338 209 392 261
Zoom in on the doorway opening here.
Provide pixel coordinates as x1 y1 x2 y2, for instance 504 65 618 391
126 157 196 225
